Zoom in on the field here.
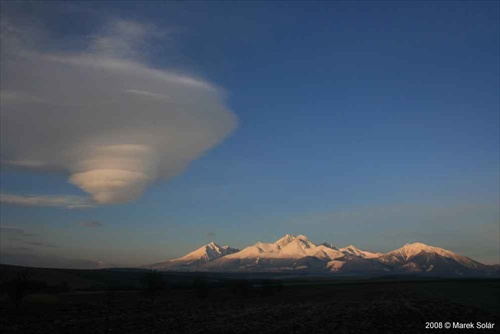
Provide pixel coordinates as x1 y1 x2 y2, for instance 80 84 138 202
0 265 498 333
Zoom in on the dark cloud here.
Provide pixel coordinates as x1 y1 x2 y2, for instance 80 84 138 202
24 241 58 248
0 225 37 237
79 220 104 227
0 251 109 269
2 246 34 253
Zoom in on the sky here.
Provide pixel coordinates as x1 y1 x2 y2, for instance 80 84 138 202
0 1 499 268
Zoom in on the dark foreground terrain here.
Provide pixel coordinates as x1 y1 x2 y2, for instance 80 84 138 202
0 265 498 333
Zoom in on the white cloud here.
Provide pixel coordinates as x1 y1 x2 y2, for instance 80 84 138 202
90 19 157 60
0 193 95 209
0 17 237 205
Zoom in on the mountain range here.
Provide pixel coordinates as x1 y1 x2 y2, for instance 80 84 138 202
148 234 498 276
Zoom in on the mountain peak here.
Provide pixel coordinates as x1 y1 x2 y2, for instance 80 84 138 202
148 237 490 276
390 242 455 261
274 234 296 247
401 242 437 254
207 241 218 247
274 234 311 247
320 242 337 249
404 242 430 248
378 242 488 273
340 244 383 259
149 241 239 270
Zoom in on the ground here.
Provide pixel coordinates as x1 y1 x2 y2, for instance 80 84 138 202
1 279 498 333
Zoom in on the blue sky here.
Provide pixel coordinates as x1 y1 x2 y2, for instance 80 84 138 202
1 1 499 267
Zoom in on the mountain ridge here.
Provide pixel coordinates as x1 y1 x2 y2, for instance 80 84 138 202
147 234 498 277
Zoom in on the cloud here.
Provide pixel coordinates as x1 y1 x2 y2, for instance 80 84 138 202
23 241 58 248
0 16 237 205
0 225 37 236
79 220 104 227
0 226 25 234
2 246 34 253
204 232 216 237
1 226 56 247
0 250 109 269
89 19 169 60
0 193 95 209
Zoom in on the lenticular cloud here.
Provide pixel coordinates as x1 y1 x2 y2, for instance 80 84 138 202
0 19 237 204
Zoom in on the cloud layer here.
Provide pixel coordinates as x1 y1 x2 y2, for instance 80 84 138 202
0 18 237 205
79 220 104 227
0 251 109 269
0 225 37 236
0 194 94 209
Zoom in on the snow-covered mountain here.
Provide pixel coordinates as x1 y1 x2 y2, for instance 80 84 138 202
147 235 496 276
340 245 383 259
204 234 352 272
377 242 491 275
148 242 239 270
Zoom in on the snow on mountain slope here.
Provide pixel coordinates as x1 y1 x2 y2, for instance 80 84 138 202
214 234 344 261
327 260 345 271
340 245 383 259
176 242 239 263
148 242 239 270
146 236 494 276
203 234 346 271
274 234 296 247
319 242 338 250
225 241 281 259
278 235 318 258
378 242 489 274
379 243 477 266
